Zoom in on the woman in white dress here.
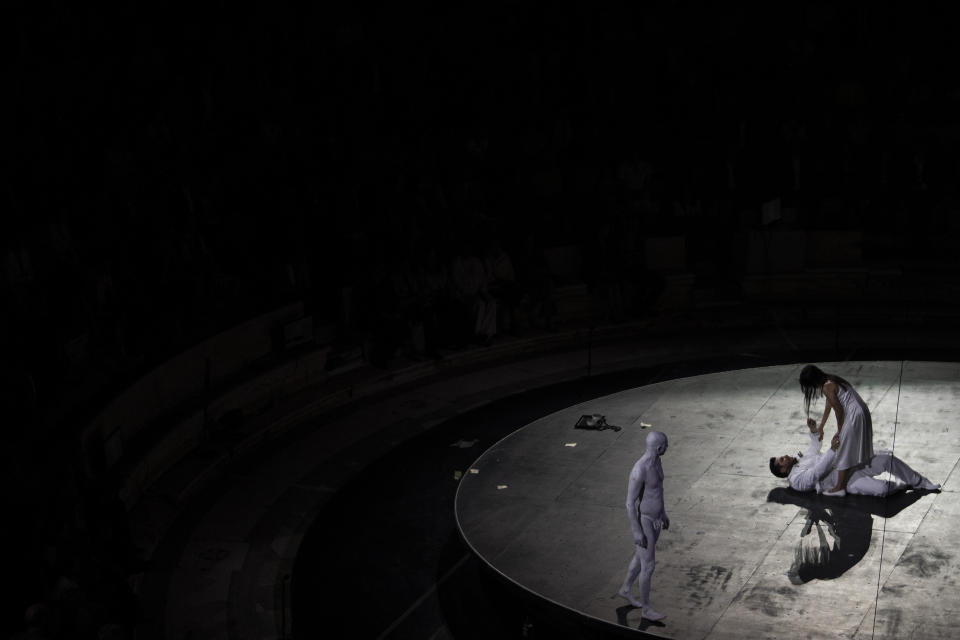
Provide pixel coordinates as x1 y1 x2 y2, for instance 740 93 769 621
799 364 874 496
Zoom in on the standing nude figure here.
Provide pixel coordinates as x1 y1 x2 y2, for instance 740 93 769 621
618 431 669 621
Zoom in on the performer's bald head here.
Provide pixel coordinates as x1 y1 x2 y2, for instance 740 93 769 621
646 430 668 456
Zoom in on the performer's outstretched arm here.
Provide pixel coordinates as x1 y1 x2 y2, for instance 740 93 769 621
803 419 824 456
790 421 830 491
811 436 839 480
821 381 844 433
817 401 832 436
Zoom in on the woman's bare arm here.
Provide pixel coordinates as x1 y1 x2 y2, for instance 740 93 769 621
818 396 832 436
822 381 845 433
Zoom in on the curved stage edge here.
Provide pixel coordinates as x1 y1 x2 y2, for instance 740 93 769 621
455 362 960 640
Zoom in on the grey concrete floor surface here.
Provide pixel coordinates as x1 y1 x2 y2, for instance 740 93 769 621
456 362 960 639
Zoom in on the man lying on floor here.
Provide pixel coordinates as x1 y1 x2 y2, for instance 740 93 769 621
769 418 940 496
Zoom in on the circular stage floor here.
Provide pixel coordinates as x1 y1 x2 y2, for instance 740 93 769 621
455 362 960 639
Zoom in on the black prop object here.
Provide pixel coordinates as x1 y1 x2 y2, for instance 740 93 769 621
575 414 622 432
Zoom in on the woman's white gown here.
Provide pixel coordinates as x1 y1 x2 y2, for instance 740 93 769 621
834 383 874 471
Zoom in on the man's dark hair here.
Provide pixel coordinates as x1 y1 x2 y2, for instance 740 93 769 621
770 456 788 478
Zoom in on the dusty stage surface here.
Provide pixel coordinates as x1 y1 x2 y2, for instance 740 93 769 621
455 362 960 639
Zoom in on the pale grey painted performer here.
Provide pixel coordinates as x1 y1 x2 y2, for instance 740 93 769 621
619 430 669 621
770 418 940 495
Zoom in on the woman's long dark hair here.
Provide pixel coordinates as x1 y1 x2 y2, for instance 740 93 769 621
799 364 851 417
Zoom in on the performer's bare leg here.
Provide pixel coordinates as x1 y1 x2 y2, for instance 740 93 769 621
828 467 851 494
619 516 664 619
636 516 664 620
619 552 644 608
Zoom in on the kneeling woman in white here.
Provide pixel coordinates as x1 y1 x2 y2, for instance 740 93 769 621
799 364 873 496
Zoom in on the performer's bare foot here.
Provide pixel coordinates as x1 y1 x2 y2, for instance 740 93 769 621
918 477 941 491
642 605 665 621
822 486 846 497
617 588 643 608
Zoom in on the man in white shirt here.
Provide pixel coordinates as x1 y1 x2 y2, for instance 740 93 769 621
770 419 940 496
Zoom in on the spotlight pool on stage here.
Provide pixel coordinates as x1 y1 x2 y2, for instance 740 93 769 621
454 362 960 639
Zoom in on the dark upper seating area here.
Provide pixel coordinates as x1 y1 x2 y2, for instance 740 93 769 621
5 3 960 638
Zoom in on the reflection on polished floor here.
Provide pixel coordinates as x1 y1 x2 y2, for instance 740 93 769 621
456 362 960 639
